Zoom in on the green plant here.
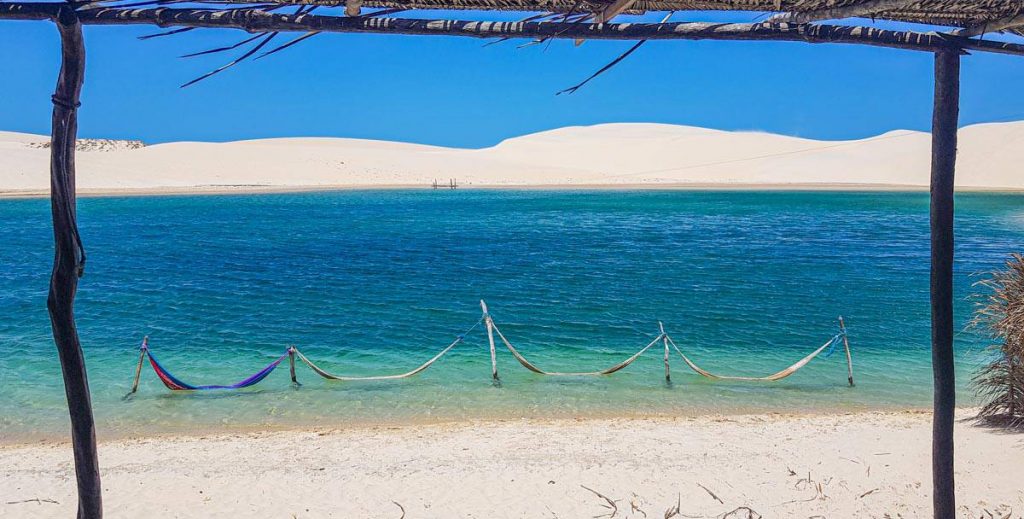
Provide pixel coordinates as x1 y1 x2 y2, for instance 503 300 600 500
972 254 1024 428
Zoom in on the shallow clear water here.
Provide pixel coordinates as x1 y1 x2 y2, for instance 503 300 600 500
1 190 1022 440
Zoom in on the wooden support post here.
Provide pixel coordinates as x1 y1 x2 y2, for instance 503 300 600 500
930 47 960 519
128 337 147 395
47 7 102 518
659 321 670 382
481 300 499 382
288 346 299 385
838 317 853 387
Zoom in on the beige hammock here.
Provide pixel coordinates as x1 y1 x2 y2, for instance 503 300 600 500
490 319 664 376
289 319 481 381
480 300 853 386
666 333 845 382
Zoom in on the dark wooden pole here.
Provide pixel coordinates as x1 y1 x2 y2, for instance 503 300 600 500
48 6 102 519
4 3 1024 57
930 47 960 519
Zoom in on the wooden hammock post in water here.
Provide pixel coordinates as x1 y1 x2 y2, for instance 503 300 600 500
128 337 148 395
481 300 499 382
930 47 960 519
659 321 670 382
47 6 103 518
838 317 853 387
288 345 299 385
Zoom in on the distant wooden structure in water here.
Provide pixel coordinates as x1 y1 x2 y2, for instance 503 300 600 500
432 178 458 190
4 0 1023 516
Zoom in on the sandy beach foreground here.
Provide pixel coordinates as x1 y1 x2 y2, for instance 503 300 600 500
2 410 1020 518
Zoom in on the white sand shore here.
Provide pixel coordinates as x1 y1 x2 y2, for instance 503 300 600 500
3 122 1024 197
2 410 1021 518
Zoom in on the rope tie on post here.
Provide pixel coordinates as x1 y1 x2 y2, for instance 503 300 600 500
50 95 82 110
820 333 844 359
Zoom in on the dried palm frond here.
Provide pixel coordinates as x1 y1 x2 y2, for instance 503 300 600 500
557 10 672 95
971 253 1024 429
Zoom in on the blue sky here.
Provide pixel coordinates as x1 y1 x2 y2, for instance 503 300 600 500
2 10 1024 147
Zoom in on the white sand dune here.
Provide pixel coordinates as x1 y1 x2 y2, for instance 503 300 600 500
2 410 1021 518
2 121 1024 195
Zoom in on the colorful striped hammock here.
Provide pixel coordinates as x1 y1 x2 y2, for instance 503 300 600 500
130 338 289 392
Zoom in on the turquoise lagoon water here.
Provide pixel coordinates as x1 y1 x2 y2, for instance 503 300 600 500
1 190 1022 440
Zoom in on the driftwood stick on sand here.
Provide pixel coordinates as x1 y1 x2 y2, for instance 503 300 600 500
580 485 619 518
696 483 724 504
6 498 60 505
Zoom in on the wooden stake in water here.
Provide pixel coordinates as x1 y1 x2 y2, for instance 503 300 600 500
839 316 854 387
288 345 299 385
481 300 498 381
129 336 147 394
659 321 670 382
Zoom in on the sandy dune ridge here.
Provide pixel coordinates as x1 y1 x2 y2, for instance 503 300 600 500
2 121 1024 196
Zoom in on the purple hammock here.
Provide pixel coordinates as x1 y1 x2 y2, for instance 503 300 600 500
133 339 288 391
